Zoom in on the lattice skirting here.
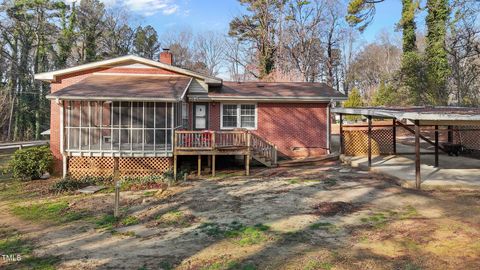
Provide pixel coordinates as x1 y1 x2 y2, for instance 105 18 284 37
342 128 394 156
119 157 173 178
453 126 480 151
69 157 115 179
68 157 173 179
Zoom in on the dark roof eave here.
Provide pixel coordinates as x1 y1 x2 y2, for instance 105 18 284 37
189 95 347 102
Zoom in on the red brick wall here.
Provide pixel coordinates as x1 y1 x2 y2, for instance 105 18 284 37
205 102 328 158
209 102 220 130
255 103 328 158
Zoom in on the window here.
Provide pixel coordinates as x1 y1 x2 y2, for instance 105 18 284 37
221 104 257 129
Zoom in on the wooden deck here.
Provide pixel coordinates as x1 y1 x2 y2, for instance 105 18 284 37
173 130 277 178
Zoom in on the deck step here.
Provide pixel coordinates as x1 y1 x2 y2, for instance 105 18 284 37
252 154 276 167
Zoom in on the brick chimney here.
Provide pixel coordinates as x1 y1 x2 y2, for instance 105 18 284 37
159 48 173 65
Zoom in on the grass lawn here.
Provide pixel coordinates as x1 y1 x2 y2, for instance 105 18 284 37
0 150 479 269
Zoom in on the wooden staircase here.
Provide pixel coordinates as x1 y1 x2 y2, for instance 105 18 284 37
250 132 278 167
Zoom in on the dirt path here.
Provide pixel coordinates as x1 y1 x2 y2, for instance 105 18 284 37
1 164 479 269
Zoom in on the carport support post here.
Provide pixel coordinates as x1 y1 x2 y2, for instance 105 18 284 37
339 114 344 154
414 120 421 189
434 125 439 167
367 115 372 167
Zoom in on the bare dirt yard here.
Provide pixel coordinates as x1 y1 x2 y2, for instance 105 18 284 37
1 157 479 269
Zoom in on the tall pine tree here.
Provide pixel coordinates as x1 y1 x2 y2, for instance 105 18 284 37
425 0 450 105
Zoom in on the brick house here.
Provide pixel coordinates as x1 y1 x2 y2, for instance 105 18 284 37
35 51 346 178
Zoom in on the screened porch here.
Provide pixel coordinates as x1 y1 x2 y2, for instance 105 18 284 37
63 101 186 157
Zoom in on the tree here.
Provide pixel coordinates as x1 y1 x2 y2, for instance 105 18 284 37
371 80 397 106
283 0 324 82
343 87 363 121
193 31 225 76
161 29 195 68
400 0 418 53
229 0 286 79
346 0 379 32
55 2 77 68
133 25 160 59
424 0 450 105
77 0 105 63
101 8 134 58
447 0 480 106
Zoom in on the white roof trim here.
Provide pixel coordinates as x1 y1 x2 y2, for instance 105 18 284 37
34 55 222 84
180 78 193 100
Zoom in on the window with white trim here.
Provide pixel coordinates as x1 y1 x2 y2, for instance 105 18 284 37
221 104 257 129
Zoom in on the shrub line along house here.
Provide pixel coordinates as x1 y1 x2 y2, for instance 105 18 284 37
35 50 346 179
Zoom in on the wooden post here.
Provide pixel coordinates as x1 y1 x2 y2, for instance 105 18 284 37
212 155 216 177
434 125 439 168
173 131 178 179
246 132 251 176
113 157 120 218
212 131 216 150
414 120 421 189
245 155 250 176
197 155 201 176
392 118 397 155
339 114 344 154
173 155 177 180
367 115 372 167
207 155 212 167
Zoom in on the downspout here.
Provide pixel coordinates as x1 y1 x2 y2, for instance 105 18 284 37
57 98 67 178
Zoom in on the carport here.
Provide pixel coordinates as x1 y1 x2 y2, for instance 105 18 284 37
331 107 480 189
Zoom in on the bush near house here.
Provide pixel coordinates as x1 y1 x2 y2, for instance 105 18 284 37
8 146 53 181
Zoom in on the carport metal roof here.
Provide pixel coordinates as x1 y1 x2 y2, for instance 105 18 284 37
331 107 480 126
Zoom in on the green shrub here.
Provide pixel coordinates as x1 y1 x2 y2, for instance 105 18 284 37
8 146 53 181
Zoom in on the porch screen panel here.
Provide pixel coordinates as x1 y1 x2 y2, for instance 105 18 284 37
120 101 131 151
131 102 143 151
90 102 101 150
80 101 89 150
101 102 112 151
65 101 174 155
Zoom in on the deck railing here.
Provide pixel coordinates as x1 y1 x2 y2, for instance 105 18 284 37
174 130 277 165
250 132 277 164
174 130 248 150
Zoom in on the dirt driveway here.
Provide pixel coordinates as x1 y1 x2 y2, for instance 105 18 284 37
1 161 479 270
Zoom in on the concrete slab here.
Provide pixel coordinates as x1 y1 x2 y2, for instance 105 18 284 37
341 144 480 189
77 185 105 194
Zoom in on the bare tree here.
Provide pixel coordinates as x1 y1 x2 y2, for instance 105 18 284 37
447 0 480 105
282 0 324 82
161 29 195 69
193 31 225 77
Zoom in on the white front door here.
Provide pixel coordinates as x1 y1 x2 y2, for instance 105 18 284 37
194 104 207 129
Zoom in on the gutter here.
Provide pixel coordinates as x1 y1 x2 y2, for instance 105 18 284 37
189 95 348 102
